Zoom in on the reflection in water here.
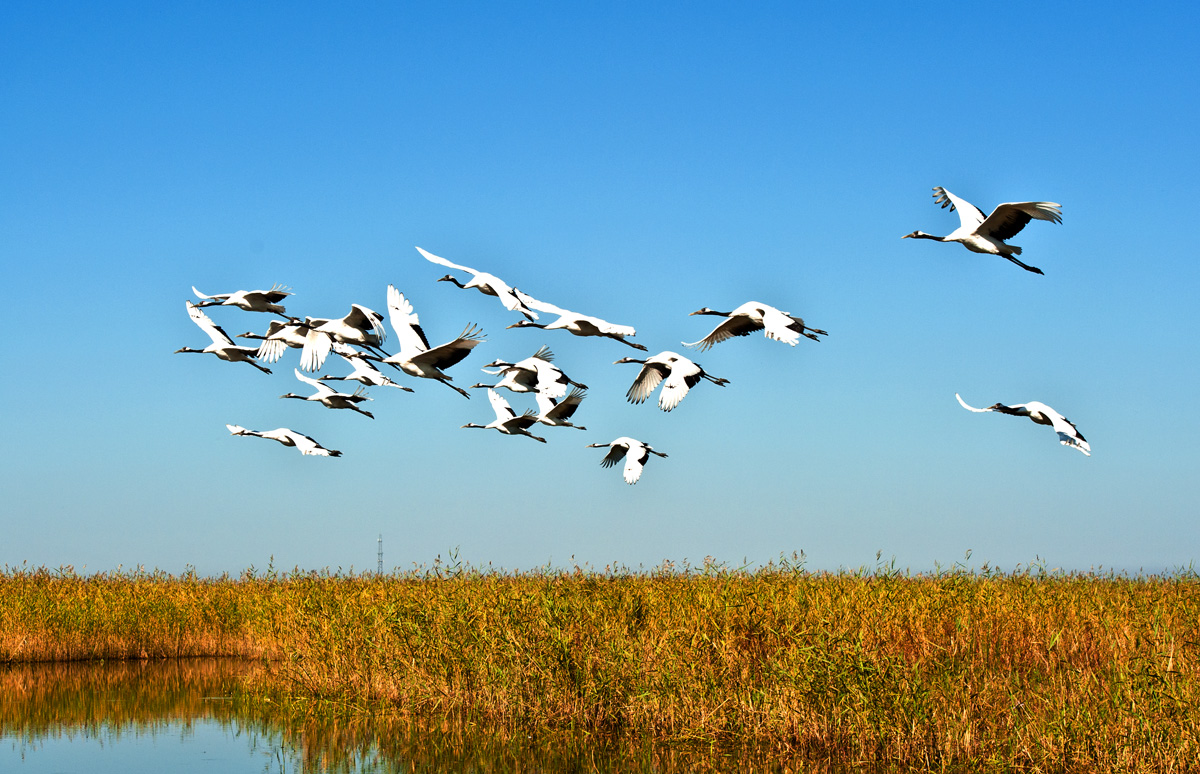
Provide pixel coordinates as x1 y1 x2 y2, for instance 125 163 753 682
0 660 821 773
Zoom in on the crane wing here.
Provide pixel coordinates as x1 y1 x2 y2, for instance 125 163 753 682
409 325 485 370
191 286 232 303
658 360 703 412
293 368 335 396
599 443 627 469
538 388 585 421
514 290 570 318
760 308 802 346
415 246 474 275
300 329 334 372
387 285 432 355
954 393 997 413
932 187 986 231
1044 411 1090 456
256 337 290 364
626 362 668 405
285 430 340 456
343 304 386 343
247 287 293 304
493 285 538 318
502 410 541 432
979 201 1062 242
622 444 649 484
185 301 235 346
487 388 517 420
682 315 762 351
530 359 568 399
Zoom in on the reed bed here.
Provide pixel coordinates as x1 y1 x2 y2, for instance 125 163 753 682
2 559 1198 771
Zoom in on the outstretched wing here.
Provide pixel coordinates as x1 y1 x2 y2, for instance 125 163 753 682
538 387 585 421
626 362 668 405
256 337 289 364
185 301 235 346
682 315 762 352
415 246 474 275
191 286 232 303
658 359 703 412
529 358 569 399
300 329 334 372
599 443 627 469
514 290 570 318
622 443 649 484
248 286 293 304
387 285 432 355
932 187 987 231
487 388 517 421
1045 411 1091 456
293 368 335 396
502 410 541 432
345 304 386 344
978 201 1062 242
760 308 802 346
955 393 998 413
281 429 341 457
410 324 486 370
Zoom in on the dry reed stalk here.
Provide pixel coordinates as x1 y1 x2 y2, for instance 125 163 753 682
2 561 1198 771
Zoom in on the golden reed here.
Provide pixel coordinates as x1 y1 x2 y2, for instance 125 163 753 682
2 558 1197 770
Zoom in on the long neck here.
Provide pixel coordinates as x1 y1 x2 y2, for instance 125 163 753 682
911 232 946 241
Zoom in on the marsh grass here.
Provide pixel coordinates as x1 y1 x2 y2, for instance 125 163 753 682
2 558 1198 771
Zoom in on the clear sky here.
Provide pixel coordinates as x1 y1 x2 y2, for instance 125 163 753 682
2 2 1197 576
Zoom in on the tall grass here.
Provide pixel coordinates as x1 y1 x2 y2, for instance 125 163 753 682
2 559 1198 770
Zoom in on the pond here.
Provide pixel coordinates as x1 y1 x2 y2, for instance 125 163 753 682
0 660 816 773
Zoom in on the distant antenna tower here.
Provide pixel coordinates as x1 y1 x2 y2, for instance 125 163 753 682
377 534 383 576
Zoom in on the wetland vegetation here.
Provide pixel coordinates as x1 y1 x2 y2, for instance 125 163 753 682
2 557 1198 772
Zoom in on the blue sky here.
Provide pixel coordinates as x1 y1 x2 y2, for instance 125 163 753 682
2 2 1197 575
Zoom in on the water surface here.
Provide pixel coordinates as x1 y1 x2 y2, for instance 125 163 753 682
0 659 843 773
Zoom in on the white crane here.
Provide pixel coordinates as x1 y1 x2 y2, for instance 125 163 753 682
319 342 414 391
280 368 375 418
461 389 547 442
472 345 587 398
955 394 1090 456
683 301 826 352
381 285 485 398
416 246 538 321
614 351 729 412
238 319 315 364
175 301 272 374
586 437 667 485
192 285 292 316
299 304 387 373
508 291 647 351
534 387 587 430
903 187 1062 274
226 424 341 457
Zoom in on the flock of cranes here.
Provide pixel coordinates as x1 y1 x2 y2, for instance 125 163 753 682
178 187 1088 483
